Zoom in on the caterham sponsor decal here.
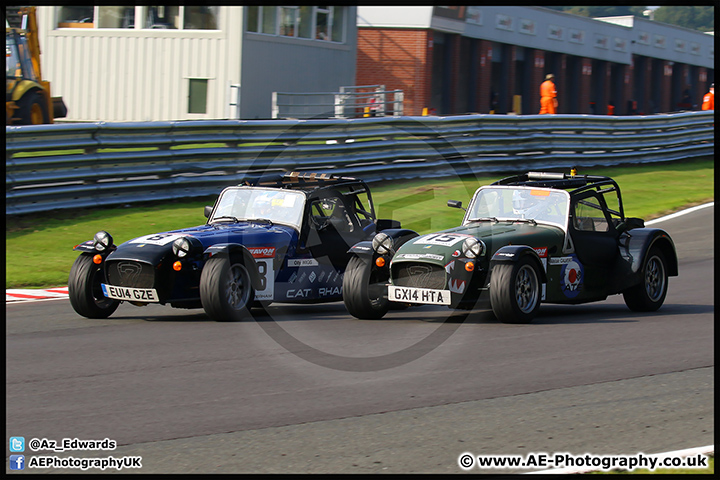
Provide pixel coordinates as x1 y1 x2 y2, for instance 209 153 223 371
248 246 276 258
413 233 472 247
288 258 319 267
285 286 342 299
396 253 445 261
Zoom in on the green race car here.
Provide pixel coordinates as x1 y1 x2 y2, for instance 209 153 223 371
342 171 678 323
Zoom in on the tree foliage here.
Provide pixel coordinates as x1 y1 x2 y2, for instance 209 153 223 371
653 6 714 32
547 6 714 32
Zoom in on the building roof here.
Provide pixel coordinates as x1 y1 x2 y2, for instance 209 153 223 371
357 6 714 68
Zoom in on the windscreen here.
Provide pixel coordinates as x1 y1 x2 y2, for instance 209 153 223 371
464 186 569 229
210 187 306 229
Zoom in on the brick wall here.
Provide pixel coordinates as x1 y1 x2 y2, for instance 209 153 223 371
660 61 673 112
622 63 633 114
357 28 431 116
531 50 546 114
477 40 493 113
579 58 592 114
449 34 460 113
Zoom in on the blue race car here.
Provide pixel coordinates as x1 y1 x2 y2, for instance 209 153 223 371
68 172 399 321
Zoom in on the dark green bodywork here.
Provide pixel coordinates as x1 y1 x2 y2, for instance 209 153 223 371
388 219 676 307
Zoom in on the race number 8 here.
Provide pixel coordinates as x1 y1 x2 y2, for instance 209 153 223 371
256 260 268 290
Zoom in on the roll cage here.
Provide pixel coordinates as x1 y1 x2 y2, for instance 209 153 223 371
241 171 377 221
492 171 626 221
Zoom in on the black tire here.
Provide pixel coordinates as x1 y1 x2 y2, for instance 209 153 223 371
15 90 50 125
623 247 668 312
490 257 541 324
68 253 120 319
200 255 254 322
343 256 390 319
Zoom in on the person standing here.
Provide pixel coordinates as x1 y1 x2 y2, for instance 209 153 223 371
539 74 557 114
702 83 714 110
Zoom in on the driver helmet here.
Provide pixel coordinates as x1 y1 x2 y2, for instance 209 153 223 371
253 193 275 216
512 190 538 216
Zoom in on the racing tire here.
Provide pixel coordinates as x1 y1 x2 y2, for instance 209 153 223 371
200 255 254 322
623 247 668 312
68 253 120 319
490 257 541 324
343 256 390 320
15 90 50 125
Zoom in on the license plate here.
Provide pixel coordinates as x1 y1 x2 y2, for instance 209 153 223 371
101 284 159 302
388 285 451 305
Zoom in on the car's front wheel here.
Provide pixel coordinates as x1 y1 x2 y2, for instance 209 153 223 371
68 253 120 318
200 255 254 322
623 247 668 312
490 257 541 324
343 256 390 319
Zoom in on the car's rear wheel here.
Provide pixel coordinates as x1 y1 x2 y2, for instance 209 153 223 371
343 256 390 319
68 253 120 318
490 257 541 324
623 247 668 312
200 255 254 322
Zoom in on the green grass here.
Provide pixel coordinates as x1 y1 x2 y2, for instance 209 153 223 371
5 157 713 289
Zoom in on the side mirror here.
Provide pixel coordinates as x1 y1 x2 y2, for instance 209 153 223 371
376 218 401 230
447 200 466 211
204 206 213 219
625 217 645 230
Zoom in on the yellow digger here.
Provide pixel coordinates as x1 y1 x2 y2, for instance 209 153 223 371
6 6 67 124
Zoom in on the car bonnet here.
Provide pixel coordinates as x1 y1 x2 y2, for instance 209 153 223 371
106 223 298 264
392 222 564 266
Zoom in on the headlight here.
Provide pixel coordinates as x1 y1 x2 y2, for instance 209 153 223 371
372 232 394 255
462 237 484 258
93 231 113 252
172 237 192 258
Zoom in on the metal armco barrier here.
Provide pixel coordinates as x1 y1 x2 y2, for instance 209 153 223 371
5 112 714 215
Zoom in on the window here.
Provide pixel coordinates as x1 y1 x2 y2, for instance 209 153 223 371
280 7 297 37
183 6 218 30
247 6 259 32
262 6 277 34
145 6 179 29
315 7 329 40
573 195 609 232
246 6 345 43
98 6 135 28
298 6 313 38
58 6 94 27
188 79 208 114
598 187 623 227
331 7 344 42
57 6 219 30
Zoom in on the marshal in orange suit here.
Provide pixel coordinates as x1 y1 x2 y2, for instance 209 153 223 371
539 74 558 114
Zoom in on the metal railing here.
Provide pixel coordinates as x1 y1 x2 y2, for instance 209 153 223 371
272 85 404 119
5 111 714 215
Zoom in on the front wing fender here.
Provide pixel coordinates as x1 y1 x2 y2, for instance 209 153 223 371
204 243 264 292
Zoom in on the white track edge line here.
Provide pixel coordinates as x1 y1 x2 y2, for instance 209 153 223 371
645 201 714 225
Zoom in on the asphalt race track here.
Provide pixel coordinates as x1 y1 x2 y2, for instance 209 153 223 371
5 205 714 474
